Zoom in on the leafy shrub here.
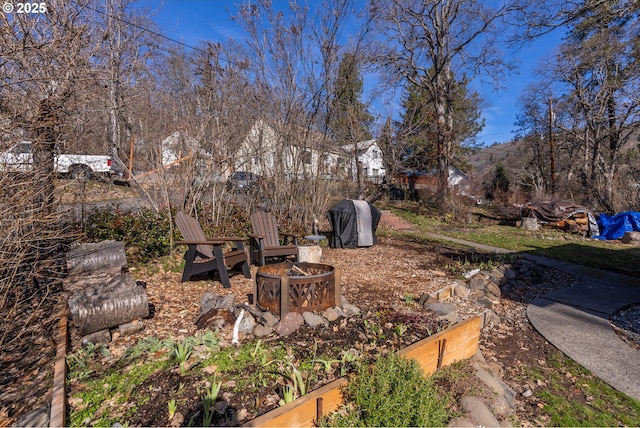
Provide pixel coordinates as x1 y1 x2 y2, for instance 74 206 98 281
321 352 452 427
85 208 173 263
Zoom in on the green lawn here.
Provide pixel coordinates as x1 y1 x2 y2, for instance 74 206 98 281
390 207 640 277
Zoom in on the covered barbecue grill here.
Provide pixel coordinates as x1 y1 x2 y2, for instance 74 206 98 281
327 199 381 248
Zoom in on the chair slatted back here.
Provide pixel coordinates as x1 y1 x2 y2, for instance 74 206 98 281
251 211 281 248
175 211 214 260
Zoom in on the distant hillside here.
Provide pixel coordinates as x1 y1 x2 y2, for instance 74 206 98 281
466 140 526 172
467 130 639 177
463 130 640 209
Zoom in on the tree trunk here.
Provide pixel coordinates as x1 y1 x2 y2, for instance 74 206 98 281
68 273 149 336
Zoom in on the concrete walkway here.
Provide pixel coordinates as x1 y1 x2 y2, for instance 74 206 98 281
524 256 640 400
414 230 640 400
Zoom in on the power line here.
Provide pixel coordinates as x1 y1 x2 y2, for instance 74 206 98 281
73 0 239 66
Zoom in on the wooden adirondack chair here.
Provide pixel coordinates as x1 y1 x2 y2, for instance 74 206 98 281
249 211 300 266
175 211 251 288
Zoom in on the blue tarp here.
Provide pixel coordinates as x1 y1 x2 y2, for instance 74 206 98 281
594 211 640 240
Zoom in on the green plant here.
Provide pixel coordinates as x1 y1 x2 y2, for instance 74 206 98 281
250 339 270 364
363 318 381 336
198 330 221 351
264 359 310 405
198 376 223 427
279 384 296 406
66 342 110 380
172 339 194 374
403 293 414 305
202 395 214 427
85 208 173 263
167 399 177 420
339 349 364 376
395 323 408 337
203 377 223 402
313 357 340 374
321 352 452 427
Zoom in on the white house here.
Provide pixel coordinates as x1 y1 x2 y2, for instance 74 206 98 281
160 131 200 166
233 120 354 179
341 139 386 183
235 122 389 183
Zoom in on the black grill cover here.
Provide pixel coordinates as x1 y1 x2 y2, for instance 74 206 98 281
328 199 381 248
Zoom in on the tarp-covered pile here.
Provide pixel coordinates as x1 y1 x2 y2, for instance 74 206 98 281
328 199 381 248
594 211 640 240
521 200 600 237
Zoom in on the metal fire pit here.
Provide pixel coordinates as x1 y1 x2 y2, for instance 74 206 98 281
254 261 340 317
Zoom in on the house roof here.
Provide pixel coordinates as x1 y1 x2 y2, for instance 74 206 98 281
341 139 377 154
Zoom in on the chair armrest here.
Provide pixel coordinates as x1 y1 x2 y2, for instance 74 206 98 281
206 237 245 243
176 240 211 246
177 237 245 246
248 233 265 239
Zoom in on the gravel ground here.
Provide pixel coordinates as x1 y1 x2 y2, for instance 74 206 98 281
611 303 640 351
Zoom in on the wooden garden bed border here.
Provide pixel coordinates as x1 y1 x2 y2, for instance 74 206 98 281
51 313 480 427
51 309 68 428
243 315 482 427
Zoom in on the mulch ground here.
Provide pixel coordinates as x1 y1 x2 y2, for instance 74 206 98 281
0 215 606 426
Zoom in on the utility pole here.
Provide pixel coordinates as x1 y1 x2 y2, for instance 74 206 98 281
548 97 556 196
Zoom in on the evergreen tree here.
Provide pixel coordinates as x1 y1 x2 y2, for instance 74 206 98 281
329 52 373 143
399 77 484 172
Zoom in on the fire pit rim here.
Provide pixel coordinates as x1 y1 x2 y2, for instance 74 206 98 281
256 261 335 280
254 261 339 316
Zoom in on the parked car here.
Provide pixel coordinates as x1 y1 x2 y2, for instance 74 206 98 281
0 141 120 179
226 171 261 192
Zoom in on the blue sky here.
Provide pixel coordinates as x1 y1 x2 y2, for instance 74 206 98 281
148 0 565 147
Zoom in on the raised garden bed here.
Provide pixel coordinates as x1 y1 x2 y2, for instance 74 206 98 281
243 315 481 427
60 311 480 426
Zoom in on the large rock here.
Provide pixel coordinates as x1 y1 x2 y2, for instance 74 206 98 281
238 312 256 335
275 312 304 336
253 325 273 338
460 396 500 428
82 329 111 346
261 311 279 328
342 302 361 316
322 307 341 322
424 302 456 317
622 231 640 245
303 311 328 328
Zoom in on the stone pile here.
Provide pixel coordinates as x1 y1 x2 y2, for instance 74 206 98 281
195 291 361 340
449 351 518 427
419 258 544 328
415 257 548 427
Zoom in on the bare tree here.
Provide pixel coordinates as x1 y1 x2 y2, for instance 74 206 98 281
370 0 515 207
0 0 96 347
90 0 162 165
230 0 372 227
515 0 640 211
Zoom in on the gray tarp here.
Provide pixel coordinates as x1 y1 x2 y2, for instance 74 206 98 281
521 200 600 237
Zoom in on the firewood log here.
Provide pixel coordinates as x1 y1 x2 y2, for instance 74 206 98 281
66 240 127 274
68 273 149 336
